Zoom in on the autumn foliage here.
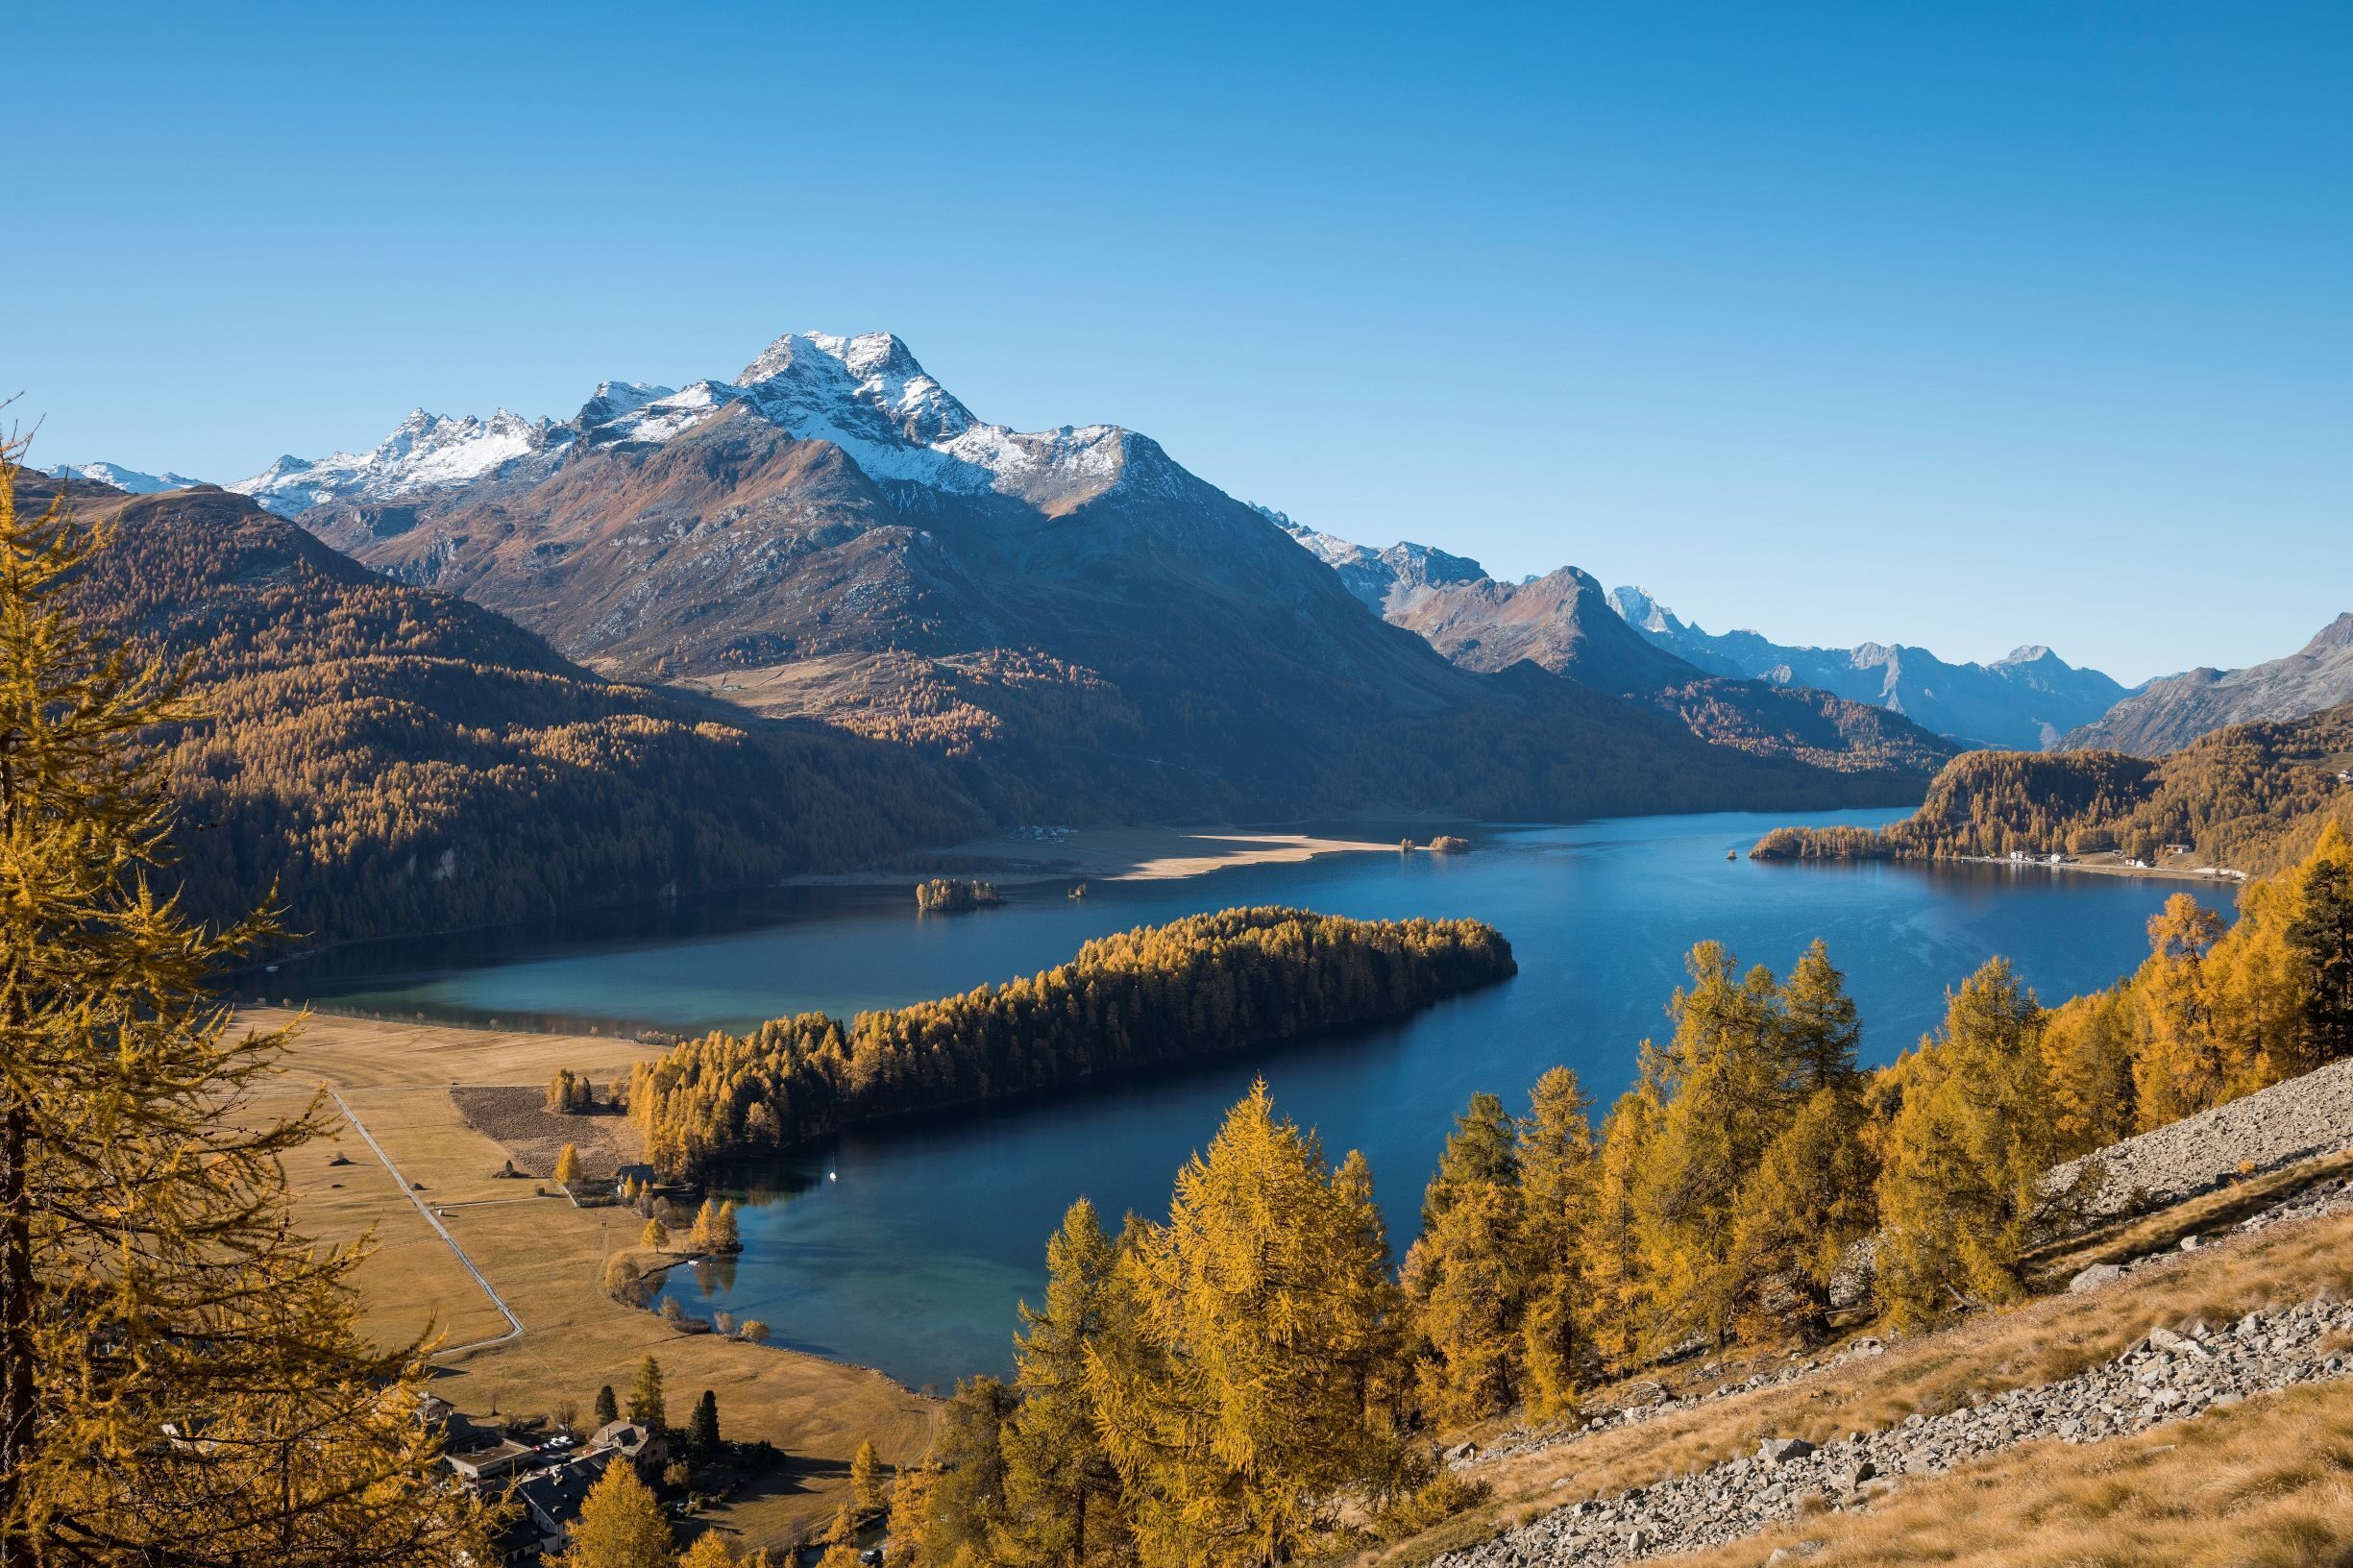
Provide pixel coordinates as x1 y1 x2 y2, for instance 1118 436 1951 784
628 908 1516 1176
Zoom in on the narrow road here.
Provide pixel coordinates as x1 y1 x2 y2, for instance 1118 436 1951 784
327 1087 525 1356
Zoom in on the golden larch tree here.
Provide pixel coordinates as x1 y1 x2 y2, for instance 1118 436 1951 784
0 444 487 1561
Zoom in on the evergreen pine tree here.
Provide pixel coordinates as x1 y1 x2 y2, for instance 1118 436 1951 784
2287 821 2353 1065
689 1389 721 1461
595 1384 620 1427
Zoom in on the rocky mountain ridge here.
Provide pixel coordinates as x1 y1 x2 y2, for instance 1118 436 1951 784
1270 516 1954 775
1606 584 2129 750
2063 612 2353 756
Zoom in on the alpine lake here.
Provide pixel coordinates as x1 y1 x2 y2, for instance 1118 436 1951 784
272 809 2207 1392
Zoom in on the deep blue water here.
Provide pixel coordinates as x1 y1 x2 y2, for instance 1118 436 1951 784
276 810 2201 1391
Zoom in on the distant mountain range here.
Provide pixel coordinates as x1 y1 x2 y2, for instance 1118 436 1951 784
1273 516 1954 775
46 460 207 494
2062 614 2353 757
1277 518 2120 753
49 331 1941 847
1605 587 2130 751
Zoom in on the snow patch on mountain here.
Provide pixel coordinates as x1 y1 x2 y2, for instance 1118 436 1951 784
46 461 206 495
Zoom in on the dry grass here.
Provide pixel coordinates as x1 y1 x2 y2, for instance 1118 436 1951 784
264 1008 659 1090
1353 1205 2353 1567
450 1086 642 1181
250 1009 937 1553
1658 1378 2353 1567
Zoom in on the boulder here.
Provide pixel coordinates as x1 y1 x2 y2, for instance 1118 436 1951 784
2069 1262 2126 1293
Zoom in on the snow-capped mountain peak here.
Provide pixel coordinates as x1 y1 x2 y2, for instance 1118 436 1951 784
218 329 1147 516
573 380 675 428
45 461 206 495
232 406 568 516
1605 585 1686 638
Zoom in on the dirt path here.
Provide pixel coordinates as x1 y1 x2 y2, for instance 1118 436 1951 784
327 1087 525 1356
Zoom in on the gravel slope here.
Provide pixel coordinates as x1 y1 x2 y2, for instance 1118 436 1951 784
2046 1055 2353 1219
1436 1178 2353 1568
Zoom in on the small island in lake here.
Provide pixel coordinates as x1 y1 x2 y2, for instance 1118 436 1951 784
915 876 1002 913
629 906 1517 1176
1429 834 1471 853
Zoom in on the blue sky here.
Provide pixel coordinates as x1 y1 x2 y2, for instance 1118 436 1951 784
8 2 2347 683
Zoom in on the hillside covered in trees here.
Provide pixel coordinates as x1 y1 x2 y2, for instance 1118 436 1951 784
628 908 1516 1175
1750 700 2353 875
33 473 980 944
885 827 2353 1568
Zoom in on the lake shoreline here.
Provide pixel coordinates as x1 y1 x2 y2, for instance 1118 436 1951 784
784 822 1416 889
1895 852 2248 887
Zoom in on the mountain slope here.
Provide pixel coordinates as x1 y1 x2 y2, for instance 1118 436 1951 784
1272 517 1955 776
243 331 1933 821
2062 613 2353 756
22 470 976 945
1752 699 2353 876
1608 585 2129 749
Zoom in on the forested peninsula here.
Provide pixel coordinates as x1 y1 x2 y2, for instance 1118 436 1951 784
628 907 1516 1175
1751 701 2353 875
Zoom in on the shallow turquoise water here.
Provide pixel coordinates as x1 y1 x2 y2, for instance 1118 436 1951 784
278 810 2204 1391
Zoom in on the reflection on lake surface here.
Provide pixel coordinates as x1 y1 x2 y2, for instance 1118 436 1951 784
277 810 2208 1390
